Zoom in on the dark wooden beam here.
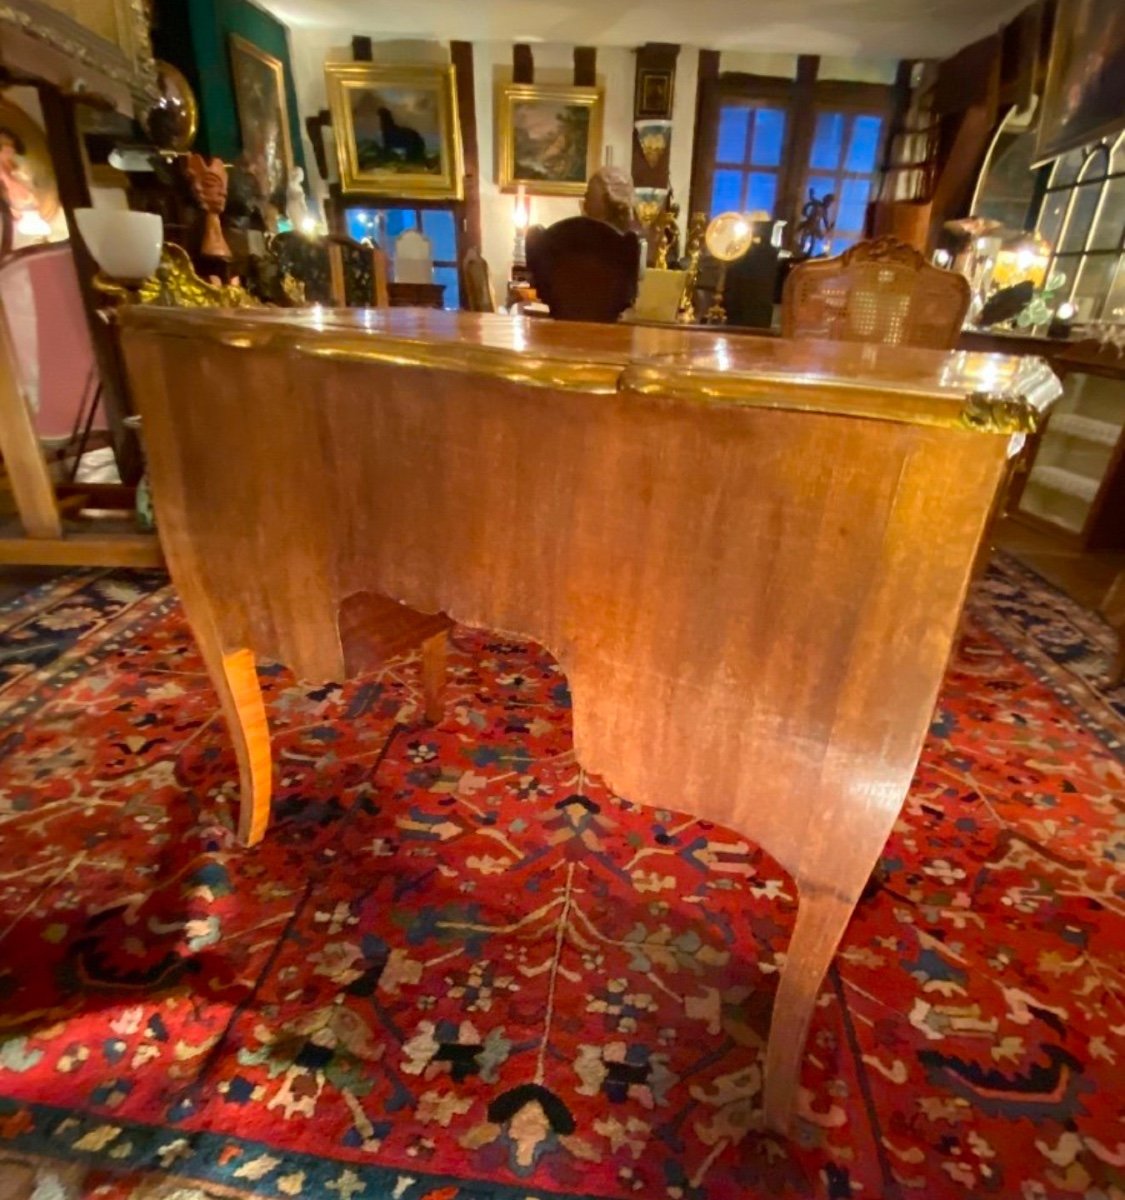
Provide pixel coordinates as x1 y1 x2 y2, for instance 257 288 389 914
688 48 720 220
352 36 373 62
450 40 481 307
513 43 534 84
574 46 596 87
776 55 819 244
631 43 679 190
998 0 1043 110
928 35 1000 247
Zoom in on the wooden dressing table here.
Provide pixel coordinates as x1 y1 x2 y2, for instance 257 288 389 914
119 308 1059 1134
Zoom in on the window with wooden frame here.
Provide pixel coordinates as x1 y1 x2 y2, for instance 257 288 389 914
710 97 790 218
1035 131 1125 322
343 203 463 309
692 70 894 254
799 105 888 255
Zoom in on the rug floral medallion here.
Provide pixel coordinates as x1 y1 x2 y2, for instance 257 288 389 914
0 555 1121 1200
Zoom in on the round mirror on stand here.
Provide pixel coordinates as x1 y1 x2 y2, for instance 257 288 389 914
703 211 754 324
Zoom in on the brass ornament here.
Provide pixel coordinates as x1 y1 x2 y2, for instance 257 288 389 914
0 0 157 103
94 244 260 308
677 213 708 324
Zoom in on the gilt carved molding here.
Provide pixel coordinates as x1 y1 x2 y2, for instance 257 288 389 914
0 0 156 105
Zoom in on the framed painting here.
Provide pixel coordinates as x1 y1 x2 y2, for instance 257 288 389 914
229 34 294 205
1033 0 1125 165
635 67 674 120
0 96 60 228
497 83 603 196
326 63 463 199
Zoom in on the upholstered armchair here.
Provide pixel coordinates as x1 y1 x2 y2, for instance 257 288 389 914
526 216 641 323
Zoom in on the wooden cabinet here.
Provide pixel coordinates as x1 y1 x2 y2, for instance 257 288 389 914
962 332 1125 550
1018 369 1124 546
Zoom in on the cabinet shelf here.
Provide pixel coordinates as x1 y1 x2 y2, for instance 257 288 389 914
1025 464 1102 504
1047 413 1122 447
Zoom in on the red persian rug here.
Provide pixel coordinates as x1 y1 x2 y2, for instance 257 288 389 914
0 555 1121 1200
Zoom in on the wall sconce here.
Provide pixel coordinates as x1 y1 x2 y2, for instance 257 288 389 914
634 119 672 168
512 184 530 267
73 208 164 284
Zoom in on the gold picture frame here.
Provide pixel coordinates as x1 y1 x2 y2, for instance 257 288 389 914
326 63 463 199
229 35 294 202
497 83 603 196
1032 0 1125 165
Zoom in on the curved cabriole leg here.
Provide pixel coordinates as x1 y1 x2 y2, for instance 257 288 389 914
421 630 448 724
170 570 275 846
762 883 862 1134
215 647 273 845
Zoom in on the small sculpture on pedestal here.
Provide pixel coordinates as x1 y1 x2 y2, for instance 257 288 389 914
184 153 232 263
286 165 309 232
795 188 836 258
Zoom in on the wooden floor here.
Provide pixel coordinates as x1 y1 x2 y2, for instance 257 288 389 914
0 518 1120 617
993 517 1124 613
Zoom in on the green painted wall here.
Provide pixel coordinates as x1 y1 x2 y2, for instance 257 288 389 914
152 0 305 179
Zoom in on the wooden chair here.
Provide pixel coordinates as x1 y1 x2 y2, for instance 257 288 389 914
0 240 169 567
462 247 496 313
0 244 103 451
271 233 389 307
329 235 390 307
526 216 641 323
781 236 970 349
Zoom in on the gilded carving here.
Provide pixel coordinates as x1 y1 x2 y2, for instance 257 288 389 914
95 244 260 309
0 0 157 103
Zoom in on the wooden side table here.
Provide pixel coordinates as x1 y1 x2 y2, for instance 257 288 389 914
388 281 445 309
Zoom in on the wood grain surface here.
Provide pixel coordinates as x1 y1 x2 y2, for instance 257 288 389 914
119 307 1058 1133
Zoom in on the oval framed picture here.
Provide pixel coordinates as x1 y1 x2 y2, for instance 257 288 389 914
0 97 60 227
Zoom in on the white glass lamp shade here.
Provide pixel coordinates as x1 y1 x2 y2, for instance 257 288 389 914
73 209 163 282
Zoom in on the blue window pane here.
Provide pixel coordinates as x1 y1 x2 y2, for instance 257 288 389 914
433 265 459 310
810 112 845 170
746 172 777 216
422 208 457 263
711 169 744 216
751 108 786 167
830 236 853 256
382 209 418 240
845 115 883 173
346 209 378 240
716 106 749 162
836 178 871 231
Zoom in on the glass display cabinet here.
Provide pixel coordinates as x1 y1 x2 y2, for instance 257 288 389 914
1011 341 1125 549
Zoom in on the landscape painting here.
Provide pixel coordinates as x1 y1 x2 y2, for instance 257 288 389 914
327 63 463 199
498 84 603 196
